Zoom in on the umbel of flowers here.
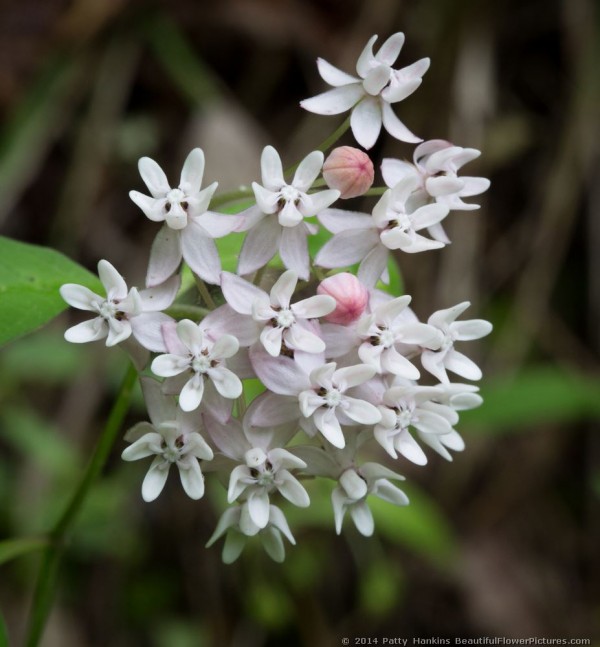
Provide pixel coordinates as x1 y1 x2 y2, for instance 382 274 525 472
60 32 491 563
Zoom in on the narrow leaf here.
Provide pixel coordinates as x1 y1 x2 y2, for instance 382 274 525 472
0 537 47 566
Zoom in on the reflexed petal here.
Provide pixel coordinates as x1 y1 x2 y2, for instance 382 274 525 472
313 407 345 448
317 57 359 86
270 269 297 308
341 396 381 424
374 424 398 458
375 32 405 65
279 225 310 281
248 490 270 528
318 208 373 233
249 346 310 395
357 244 389 287
268 505 296 544
141 458 169 501
208 366 242 399
277 471 310 507
138 274 180 311
151 353 190 377
356 34 378 77
315 228 379 268
253 182 279 214
292 150 324 192
179 148 205 194
129 191 166 222
381 102 421 143
121 432 162 461
395 429 428 465
222 531 246 563
179 375 205 411
331 487 347 534
261 146 284 190
246 391 300 427
138 157 170 198
284 324 325 354
299 390 325 417
220 271 265 315
300 84 364 115
260 325 284 356
261 527 285 563
146 225 182 288
140 377 177 427
193 208 239 238
238 217 281 276
439 429 465 451
178 460 205 499
180 222 221 285
292 294 335 319
60 284 103 311
349 501 374 536
444 349 482 380
130 312 174 352
98 260 127 299
350 97 382 150
124 421 157 444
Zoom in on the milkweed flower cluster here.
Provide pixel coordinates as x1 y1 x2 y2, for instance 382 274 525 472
60 31 491 563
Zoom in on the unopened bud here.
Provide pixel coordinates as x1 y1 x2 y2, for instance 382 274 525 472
322 146 374 199
317 273 369 325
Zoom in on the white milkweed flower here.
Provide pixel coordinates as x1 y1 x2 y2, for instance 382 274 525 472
205 503 296 563
121 378 213 501
301 32 429 149
59 259 178 351
298 362 381 449
421 301 493 383
220 269 335 357
151 319 242 412
129 148 240 286
237 146 339 280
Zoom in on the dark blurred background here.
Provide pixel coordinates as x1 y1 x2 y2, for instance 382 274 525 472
0 0 599 645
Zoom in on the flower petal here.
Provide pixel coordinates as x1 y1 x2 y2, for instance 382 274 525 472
141 458 169 502
277 471 310 507
270 270 297 309
381 102 422 144
178 459 205 499
356 34 378 77
129 191 166 222
315 228 379 268
130 312 173 352
349 500 374 536
248 490 270 529
178 148 205 194
121 431 162 461
313 407 345 448
146 225 182 288
261 146 284 190
291 294 335 319
317 57 359 86
238 217 281 276
180 222 221 285
60 284 103 311
444 349 482 381
249 345 310 395
357 244 389 287
350 97 382 150
151 353 190 377
341 396 381 424
260 325 284 357
138 157 170 198
208 366 242 399
179 374 205 411
279 225 310 281
98 260 127 300
292 150 324 192
300 84 364 116
284 324 326 354
64 318 107 344
375 32 405 65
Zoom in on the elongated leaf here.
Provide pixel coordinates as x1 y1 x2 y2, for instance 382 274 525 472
0 537 47 566
0 236 101 347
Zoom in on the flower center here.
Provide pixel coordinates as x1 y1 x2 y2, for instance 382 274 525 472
167 188 186 203
280 185 300 204
396 407 414 429
98 300 118 320
379 329 395 347
276 308 295 328
191 354 212 373
324 389 342 408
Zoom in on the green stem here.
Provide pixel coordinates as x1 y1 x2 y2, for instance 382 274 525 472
165 304 210 321
25 363 138 647
194 275 217 310
363 186 387 197
210 188 254 209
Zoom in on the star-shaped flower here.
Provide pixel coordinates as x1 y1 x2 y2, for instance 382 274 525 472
129 148 240 286
301 32 429 149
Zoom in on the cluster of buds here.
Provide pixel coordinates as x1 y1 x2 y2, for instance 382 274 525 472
60 32 491 562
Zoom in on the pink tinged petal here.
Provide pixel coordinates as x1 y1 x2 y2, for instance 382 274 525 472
381 159 419 188
299 189 340 217
425 176 464 197
444 349 482 381
122 432 163 461
201 382 234 422
340 469 368 499
211 334 239 359
318 208 373 233
363 65 391 96
161 320 186 355
138 156 170 198
98 260 127 299
151 353 190 377
220 272 265 316
300 84 364 115
60 284 103 311
321 324 359 357
248 490 270 528
460 176 490 197
381 102 421 144
193 208 239 238
238 217 281 276
411 203 450 229
130 312 174 352
129 191 166 221
180 222 221 285
376 32 405 65
381 347 421 379
284 324 325 354
277 471 310 507
260 326 284 356
292 150 324 191
253 182 279 214
451 319 493 340
178 459 205 499
351 97 382 150
394 429 428 465
341 396 381 424
357 244 389 288
179 374 205 411
356 34 379 77
178 148 205 194
140 377 177 427
208 366 242 399
138 274 180 311
204 415 248 459
261 146 284 190
146 225 182 288
141 458 170 502
315 228 379 269
278 200 303 227
270 270 297 308
313 407 345 448
246 392 299 427
429 301 471 328
292 294 335 319
350 501 374 536
317 57 359 86
279 225 310 281
249 346 310 395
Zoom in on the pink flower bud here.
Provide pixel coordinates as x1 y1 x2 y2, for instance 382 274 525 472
317 273 369 325
322 146 374 199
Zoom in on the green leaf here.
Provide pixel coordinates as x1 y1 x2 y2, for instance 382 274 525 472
0 537 47 566
0 236 101 347
358 559 404 617
461 366 600 433
0 608 8 647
